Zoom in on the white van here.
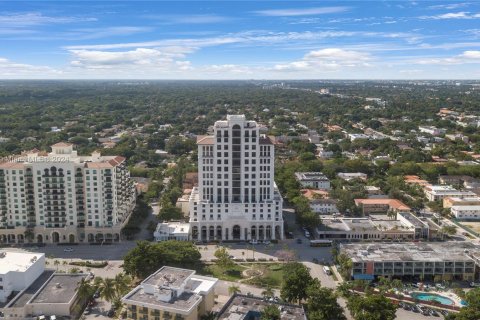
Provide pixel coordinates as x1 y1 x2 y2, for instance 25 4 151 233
323 266 332 275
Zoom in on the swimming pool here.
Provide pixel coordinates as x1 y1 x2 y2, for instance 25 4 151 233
410 292 455 306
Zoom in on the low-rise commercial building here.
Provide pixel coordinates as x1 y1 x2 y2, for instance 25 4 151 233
217 294 306 320
424 185 477 202
317 211 435 241
418 126 446 136
404 175 430 187
354 198 411 215
443 196 480 208
439 175 480 189
176 189 192 216
153 222 190 241
121 266 217 320
341 242 479 281
310 199 338 214
364 186 383 196
3 273 87 320
294 172 330 190
317 216 416 241
0 251 87 320
451 205 480 220
0 251 45 303
337 172 367 181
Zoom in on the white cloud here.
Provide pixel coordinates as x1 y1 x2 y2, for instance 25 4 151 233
201 64 253 74
414 50 480 65
70 26 153 40
0 57 60 77
420 11 480 20
64 30 420 51
460 50 480 59
273 48 372 71
0 12 97 26
143 14 230 24
254 7 349 17
428 3 470 10
69 47 193 69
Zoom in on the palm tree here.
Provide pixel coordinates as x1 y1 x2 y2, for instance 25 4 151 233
114 273 131 297
77 278 95 303
391 279 404 292
69 267 81 274
228 285 241 296
387 209 397 220
24 229 35 243
98 278 117 303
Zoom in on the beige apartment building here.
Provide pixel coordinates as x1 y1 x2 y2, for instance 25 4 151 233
0 143 136 244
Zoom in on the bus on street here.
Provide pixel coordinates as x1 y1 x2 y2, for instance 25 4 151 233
310 240 333 247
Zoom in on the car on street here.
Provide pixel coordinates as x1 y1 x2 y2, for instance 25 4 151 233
107 309 115 318
263 240 271 245
286 232 294 239
63 247 74 252
93 290 100 299
249 240 258 245
470 282 480 287
296 238 302 244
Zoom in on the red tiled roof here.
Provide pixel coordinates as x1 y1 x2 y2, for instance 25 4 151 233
354 198 410 211
197 135 214 145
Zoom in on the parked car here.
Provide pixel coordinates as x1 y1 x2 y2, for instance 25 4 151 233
93 290 100 299
286 232 294 239
63 247 74 252
263 240 271 245
107 309 115 318
429 309 439 317
470 282 480 287
249 239 258 245
296 238 302 244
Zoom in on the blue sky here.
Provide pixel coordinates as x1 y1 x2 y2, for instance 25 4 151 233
1 1 480 79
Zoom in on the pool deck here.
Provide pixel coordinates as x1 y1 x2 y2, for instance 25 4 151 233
408 290 464 307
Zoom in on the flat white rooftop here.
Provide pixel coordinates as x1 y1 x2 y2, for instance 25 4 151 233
189 276 217 294
0 251 44 274
451 205 480 210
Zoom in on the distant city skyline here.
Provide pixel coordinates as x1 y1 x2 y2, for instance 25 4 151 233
1 1 480 79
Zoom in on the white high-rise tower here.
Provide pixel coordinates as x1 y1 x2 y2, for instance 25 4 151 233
189 115 284 241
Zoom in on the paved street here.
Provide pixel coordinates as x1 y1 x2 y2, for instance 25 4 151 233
1 207 453 320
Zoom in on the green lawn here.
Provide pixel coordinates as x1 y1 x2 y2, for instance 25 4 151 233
242 263 285 288
197 262 286 288
200 264 247 281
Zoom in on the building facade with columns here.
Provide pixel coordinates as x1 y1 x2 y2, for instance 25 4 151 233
189 115 284 241
0 143 136 244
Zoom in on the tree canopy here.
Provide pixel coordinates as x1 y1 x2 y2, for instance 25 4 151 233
123 240 202 279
